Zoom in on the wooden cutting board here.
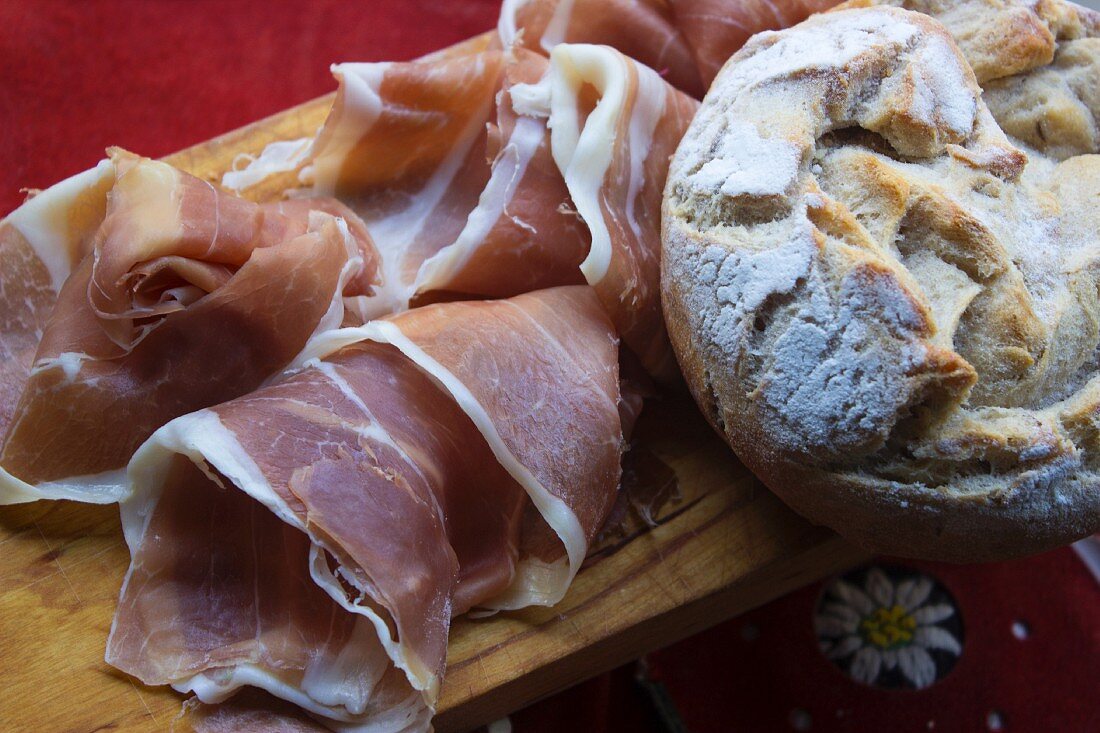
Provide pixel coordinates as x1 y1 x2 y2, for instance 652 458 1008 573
0 96 869 733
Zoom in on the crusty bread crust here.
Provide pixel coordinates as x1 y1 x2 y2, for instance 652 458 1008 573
662 0 1100 561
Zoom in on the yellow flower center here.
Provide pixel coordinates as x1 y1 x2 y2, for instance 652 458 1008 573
859 605 917 650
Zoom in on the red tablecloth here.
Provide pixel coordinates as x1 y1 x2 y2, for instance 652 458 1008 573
3 2 1097 731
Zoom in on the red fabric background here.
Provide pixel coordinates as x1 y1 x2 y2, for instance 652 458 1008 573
3 3 1097 732
648 551 1100 733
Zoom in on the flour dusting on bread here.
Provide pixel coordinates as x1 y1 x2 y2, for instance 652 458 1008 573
685 120 802 199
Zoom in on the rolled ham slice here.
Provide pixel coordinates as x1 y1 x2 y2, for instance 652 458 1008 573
107 286 621 731
0 150 378 504
511 43 700 380
498 0 706 96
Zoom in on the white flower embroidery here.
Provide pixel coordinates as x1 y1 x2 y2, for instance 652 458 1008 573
815 568 961 689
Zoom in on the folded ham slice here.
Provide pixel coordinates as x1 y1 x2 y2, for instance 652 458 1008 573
228 37 698 381
108 286 621 731
498 0 706 96
226 36 591 319
511 43 700 379
669 0 841 85
0 150 378 504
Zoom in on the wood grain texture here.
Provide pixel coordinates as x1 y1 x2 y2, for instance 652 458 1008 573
0 98 869 733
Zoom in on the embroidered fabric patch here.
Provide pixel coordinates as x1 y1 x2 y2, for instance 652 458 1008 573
815 565 964 689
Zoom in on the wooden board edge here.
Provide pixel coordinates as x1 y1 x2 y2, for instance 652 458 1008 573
162 93 334 179
436 536 868 731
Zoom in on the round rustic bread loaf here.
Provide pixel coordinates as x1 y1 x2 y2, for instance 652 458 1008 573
661 0 1100 561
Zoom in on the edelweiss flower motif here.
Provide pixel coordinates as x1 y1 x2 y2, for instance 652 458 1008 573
815 566 963 689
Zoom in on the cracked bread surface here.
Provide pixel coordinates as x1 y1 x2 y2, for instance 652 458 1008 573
661 1 1100 560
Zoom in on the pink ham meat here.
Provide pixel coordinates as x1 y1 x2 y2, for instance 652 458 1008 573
230 35 590 317
0 161 114 447
225 34 699 381
0 149 378 504
497 0 706 97
108 286 621 731
669 0 841 85
412 49 591 303
510 44 700 380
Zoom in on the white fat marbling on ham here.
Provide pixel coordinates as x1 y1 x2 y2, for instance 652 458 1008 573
107 286 622 732
6 159 114 291
307 63 392 195
223 137 315 192
512 43 699 379
0 160 117 505
543 44 640 284
228 38 590 319
413 114 549 293
329 58 495 311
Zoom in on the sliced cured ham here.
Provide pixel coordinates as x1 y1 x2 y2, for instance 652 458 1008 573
0 161 114 448
231 37 699 381
224 33 701 380
227 38 591 317
0 150 378 504
511 44 700 379
108 286 621 731
669 0 841 85
498 0 706 96
411 49 591 303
